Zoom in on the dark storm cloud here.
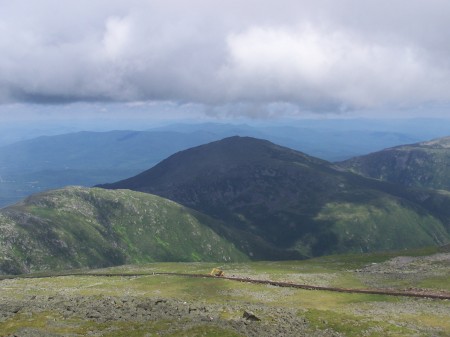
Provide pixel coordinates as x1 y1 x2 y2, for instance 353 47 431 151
1 0 450 114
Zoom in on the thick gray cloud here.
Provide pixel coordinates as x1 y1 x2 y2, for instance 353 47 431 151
1 0 450 114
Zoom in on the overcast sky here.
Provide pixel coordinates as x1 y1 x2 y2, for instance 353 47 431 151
1 0 450 120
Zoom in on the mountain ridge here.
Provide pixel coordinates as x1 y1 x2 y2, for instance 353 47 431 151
0 123 429 208
0 186 248 274
100 136 450 257
336 135 450 191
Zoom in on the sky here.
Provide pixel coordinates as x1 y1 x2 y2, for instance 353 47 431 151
1 0 450 121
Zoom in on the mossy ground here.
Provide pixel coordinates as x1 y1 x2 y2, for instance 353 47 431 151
1 250 449 336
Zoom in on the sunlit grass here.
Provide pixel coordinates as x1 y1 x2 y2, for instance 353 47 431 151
1 251 449 336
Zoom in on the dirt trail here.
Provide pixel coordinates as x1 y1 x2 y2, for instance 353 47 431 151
2 271 450 300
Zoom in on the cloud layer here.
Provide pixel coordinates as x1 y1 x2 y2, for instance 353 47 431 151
1 0 450 113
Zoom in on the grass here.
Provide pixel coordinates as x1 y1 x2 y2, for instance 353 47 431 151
304 309 414 337
419 276 450 291
315 199 449 254
0 250 449 336
0 311 113 335
0 311 181 337
0 310 244 337
165 326 245 337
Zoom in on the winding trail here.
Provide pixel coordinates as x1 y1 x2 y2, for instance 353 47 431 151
1 271 450 300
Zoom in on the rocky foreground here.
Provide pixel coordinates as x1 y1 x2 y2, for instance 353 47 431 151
0 292 338 337
0 250 449 336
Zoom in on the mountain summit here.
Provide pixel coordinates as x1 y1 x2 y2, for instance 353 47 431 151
100 136 327 191
100 137 450 258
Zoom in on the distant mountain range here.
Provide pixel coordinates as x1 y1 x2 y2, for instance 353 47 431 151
100 136 450 258
0 130 220 207
336 136 450 191
3 135 450 274
0 123 427 208
0 187 247 274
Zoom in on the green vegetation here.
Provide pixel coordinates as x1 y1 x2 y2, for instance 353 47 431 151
337 136 450 191
313 199 448 253
2 136 450 275
304 309 414 336
0 187 247 274
0 250 449 336
0 123 424 208
101 136 450 258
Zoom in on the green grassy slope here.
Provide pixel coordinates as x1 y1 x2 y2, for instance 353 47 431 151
100 136 450 258
0 187 247 274
336 136 450 191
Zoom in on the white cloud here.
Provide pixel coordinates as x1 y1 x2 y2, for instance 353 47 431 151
102 16 131 60
0 0 449 116
220 25 450 109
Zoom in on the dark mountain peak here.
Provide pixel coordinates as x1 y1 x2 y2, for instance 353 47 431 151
162 135 327 166
99 136 329 192
100 137 450 258
170 135 275 155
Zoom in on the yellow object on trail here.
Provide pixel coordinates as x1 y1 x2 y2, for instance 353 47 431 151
210 268 224 277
